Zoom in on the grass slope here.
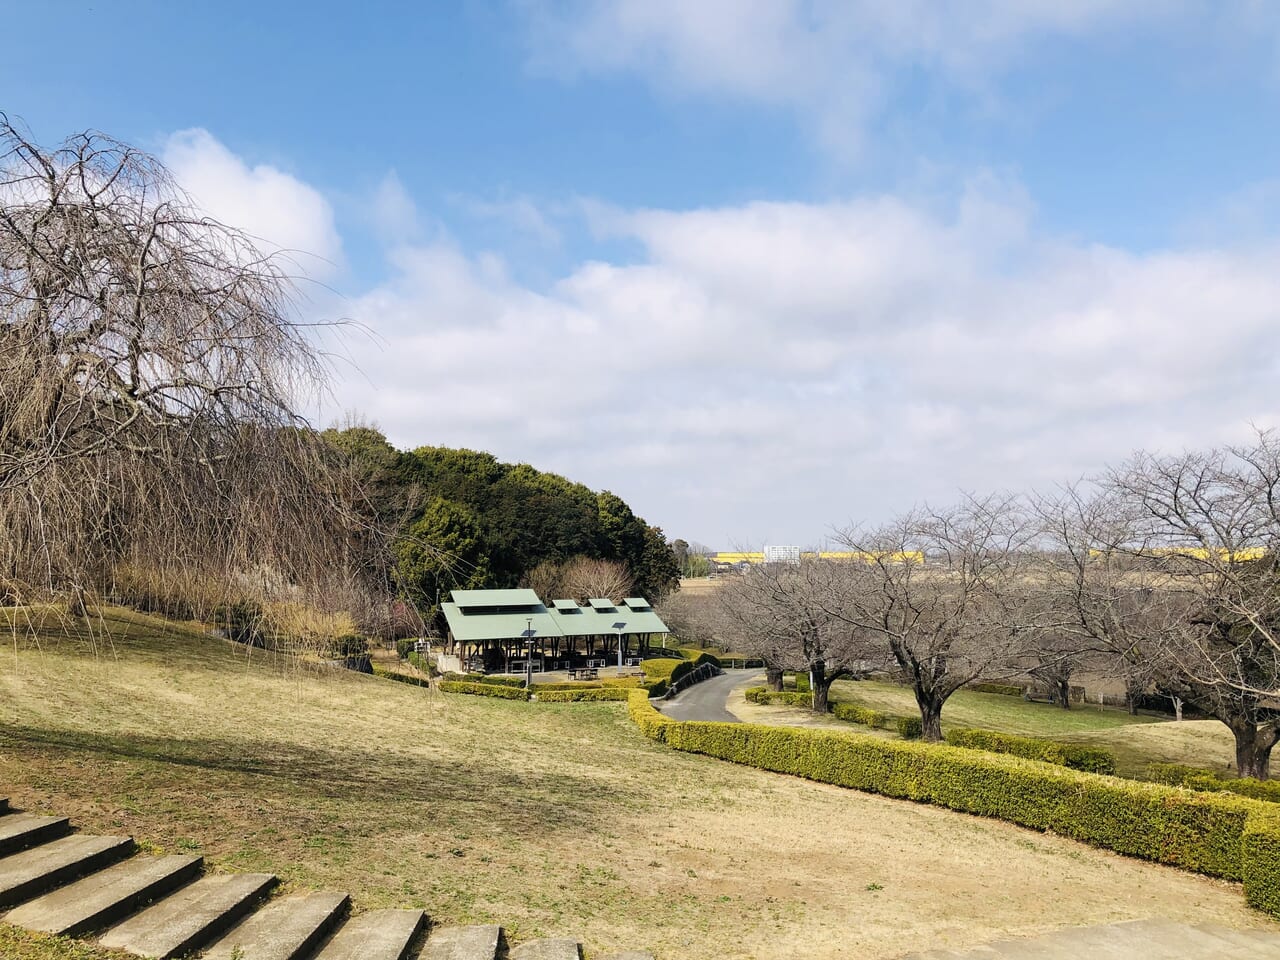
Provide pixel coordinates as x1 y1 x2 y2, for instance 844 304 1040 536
1 609 1273 959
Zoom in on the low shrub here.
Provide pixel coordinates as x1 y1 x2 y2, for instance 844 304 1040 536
831 702 889 729
371 665 430 688
694 652 722 669
442 672 526 688
792 673 811 693
645 679 669 697
1147 763 1280 803
535 688 631 703
946 728 1116 775
628 689 674 739
745 687 811 708
438 680 530 701
895 716 923 740
1244 806 1280 915
601 677 645 689
406 651 434 675
642 659 683 681
395 639 416 659
533 681 605 691
967 682 1023 697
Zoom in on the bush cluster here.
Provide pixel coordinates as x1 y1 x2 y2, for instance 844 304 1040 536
946 728 1116 775
1244 806 1280 915
395 639 416 659
441 672 526 688
642 658 684 681
371 665 430 688
438 680 530 701
747 686 922 739
534 688 632 703
625 690 1279 919
1147 763 1280 803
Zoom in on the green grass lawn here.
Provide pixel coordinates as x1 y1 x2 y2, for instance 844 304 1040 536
1 607 1272 959
828 679 1239 778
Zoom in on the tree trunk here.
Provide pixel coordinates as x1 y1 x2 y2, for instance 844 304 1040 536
1232 723 1279 780
766 666 784 692
1056 677 1072 710
810 660 828 713
919 698 943 742
1173 697 1183 722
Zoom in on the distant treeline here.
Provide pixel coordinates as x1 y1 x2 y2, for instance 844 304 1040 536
324 427 679 621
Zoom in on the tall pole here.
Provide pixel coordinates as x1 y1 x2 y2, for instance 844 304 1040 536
525 617 533 690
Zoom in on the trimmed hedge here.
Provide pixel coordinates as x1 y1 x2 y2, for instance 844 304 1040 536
946 728 1116 775
395 639 416 659
438 680 530 701
748 686 922 739
967 682 1024 697
601 677 645 689
534 681 606 691
745 687 811 708
1244 806 1280 914
371 665 430 688
534 688 631 703
626 691 1258 881
441 672 526 688
694 652 722 669
670 660 695 685
642 659 684 681
1147 763 1280 804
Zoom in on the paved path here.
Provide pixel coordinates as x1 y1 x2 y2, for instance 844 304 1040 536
657 669 761 722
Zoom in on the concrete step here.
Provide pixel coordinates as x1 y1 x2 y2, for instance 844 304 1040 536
0 834 134 909
98 872 277 959
312 908 427 960
5 854 203 937
203 890 350 960
0 813 71 856
420 924 503 960
509 939 581 960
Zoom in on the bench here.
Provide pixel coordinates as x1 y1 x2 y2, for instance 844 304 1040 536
568 668 599 681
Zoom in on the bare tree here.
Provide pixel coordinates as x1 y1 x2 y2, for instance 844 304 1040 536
717 558 881 711
1102 437 1280 778
0 118 385 639
834 495 1041 741
560 556 634 603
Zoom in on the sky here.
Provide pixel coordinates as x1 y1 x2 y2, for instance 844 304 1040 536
4 1 1280 548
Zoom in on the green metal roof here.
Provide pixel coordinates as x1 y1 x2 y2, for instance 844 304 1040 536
442 600 563 643
552 599 581 611
450 588 542 609
623 597 650 609
588 598 618 610
547 601 620 637
619 598 670 634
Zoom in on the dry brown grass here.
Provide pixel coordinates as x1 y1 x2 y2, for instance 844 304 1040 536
1 607 1276 959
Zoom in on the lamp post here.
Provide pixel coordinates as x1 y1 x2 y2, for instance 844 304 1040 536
520 619 536 691
612 621 627 672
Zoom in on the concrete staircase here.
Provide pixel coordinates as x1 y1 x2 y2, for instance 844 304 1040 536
0 798 652 959
899 918 1280 959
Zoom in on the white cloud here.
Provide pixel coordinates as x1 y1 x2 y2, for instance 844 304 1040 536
523 0 1207 155
163 129 343 278
331 181 1280 546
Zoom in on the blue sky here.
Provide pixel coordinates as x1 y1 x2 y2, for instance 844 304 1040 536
5 2 1280 547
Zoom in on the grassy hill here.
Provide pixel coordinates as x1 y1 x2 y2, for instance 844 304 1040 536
1 608 1272 959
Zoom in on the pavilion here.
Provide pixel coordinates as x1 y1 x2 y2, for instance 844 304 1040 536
440 588 670 673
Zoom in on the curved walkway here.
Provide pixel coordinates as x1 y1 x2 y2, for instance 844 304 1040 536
656 669 762 722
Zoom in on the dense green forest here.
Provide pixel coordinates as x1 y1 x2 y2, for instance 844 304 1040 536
324 426 679 623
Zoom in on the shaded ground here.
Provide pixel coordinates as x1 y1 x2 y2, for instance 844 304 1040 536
1 608 1275 959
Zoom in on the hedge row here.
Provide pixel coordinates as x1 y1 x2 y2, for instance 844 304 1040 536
371 665 431 688
1147 763 1280 803
534 688 632 703
967 682 1024 697
440 672 527 688
624 690 1280 918
1244 806 1280 914
438 680 530 700
746 687 923 739
946 728 1116 775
